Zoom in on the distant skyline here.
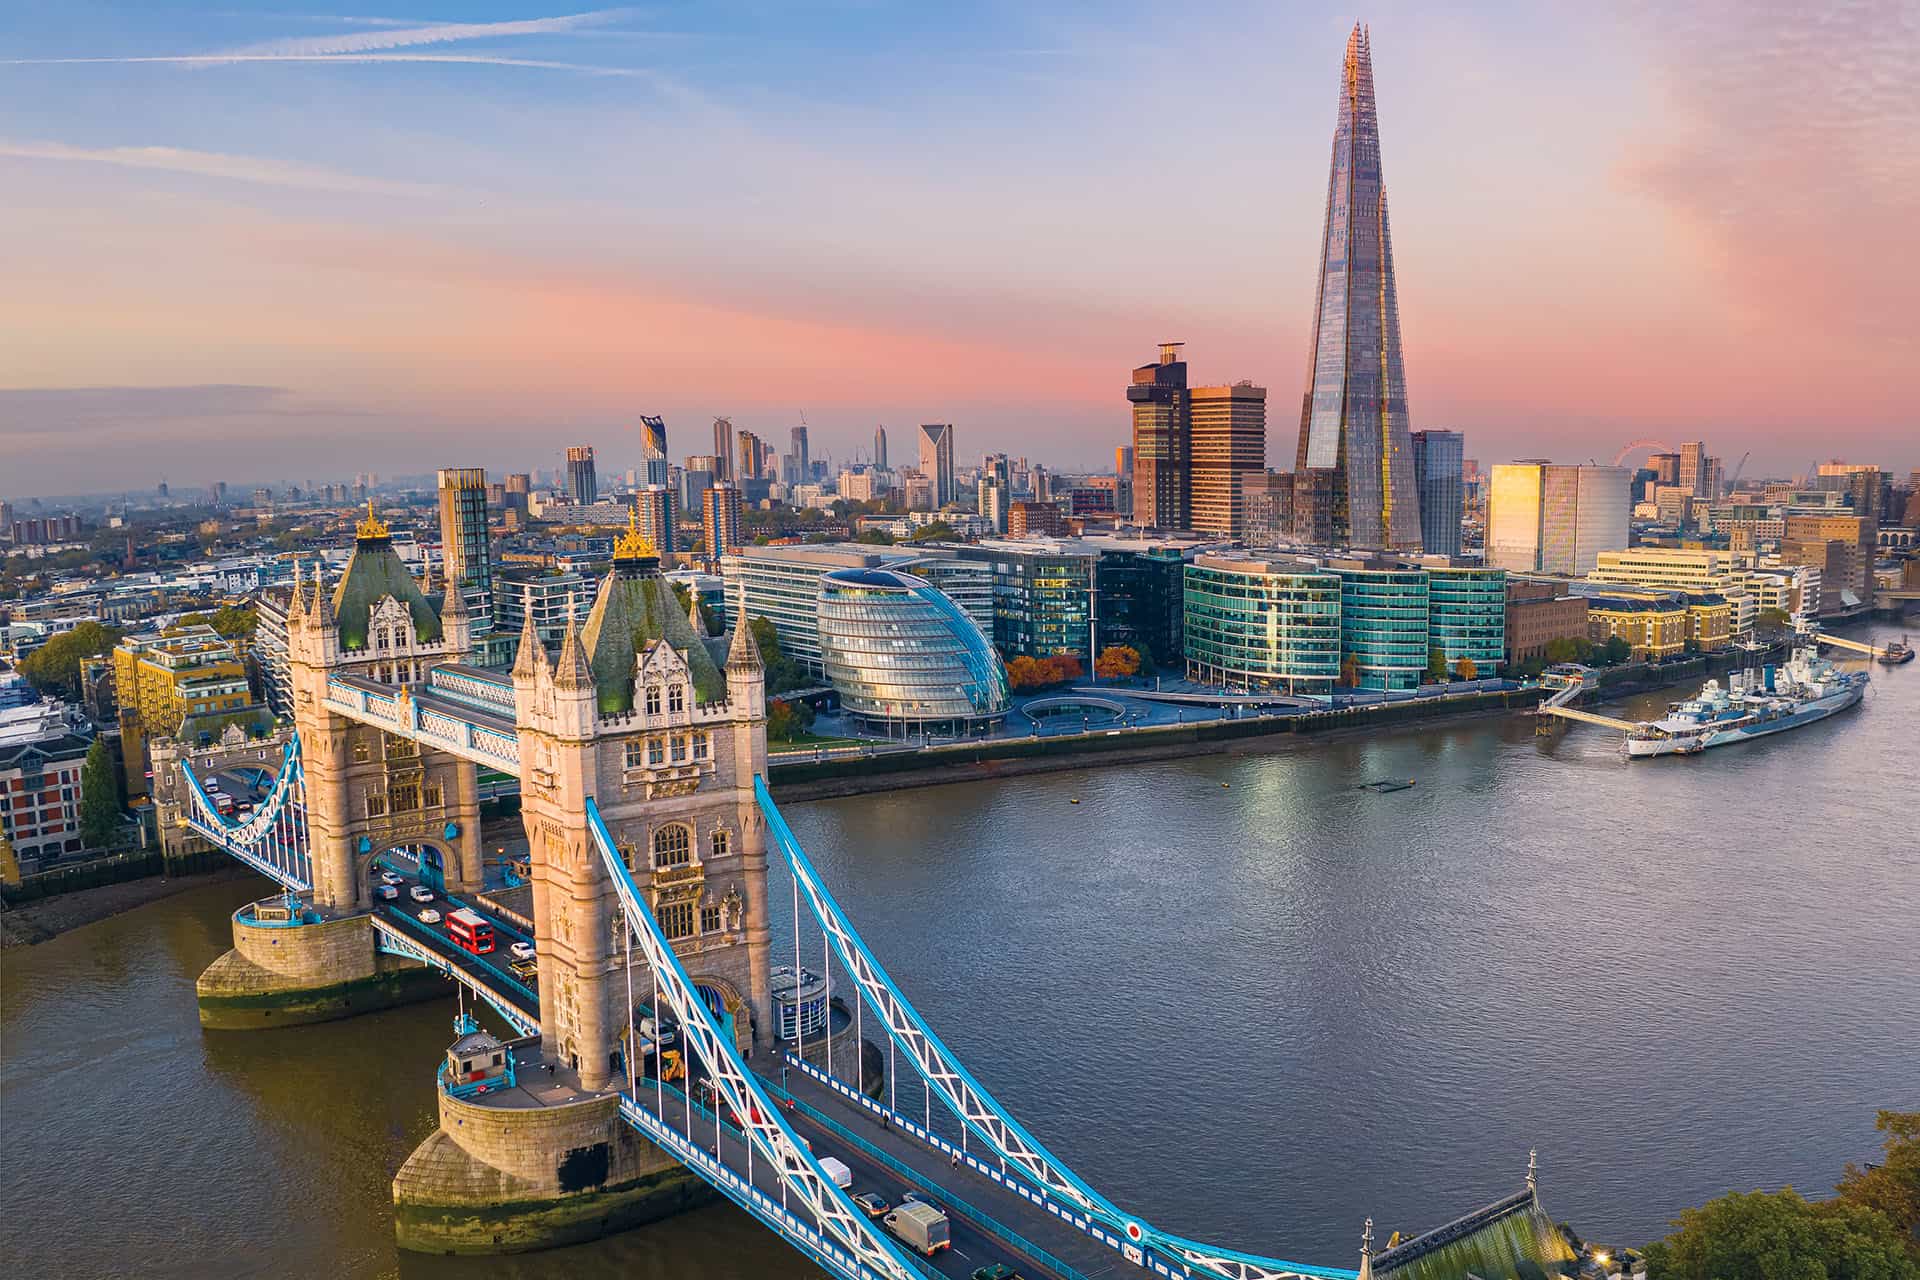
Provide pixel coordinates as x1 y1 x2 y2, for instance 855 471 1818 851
3 1 1916 494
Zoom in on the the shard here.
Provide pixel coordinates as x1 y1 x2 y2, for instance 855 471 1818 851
1292 24 1422 551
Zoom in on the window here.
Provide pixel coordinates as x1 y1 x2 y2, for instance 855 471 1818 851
652 824 691 869
352 740 371 763
701 904 722 935
671 735 688 764
668 684 685 713
645 684 662 716
647 737 665 767
365 793 388 817
624 739 645 770
692 731 710 762
422 782 443 808
659 900 695 939
390 781 420 811
710 828 730 860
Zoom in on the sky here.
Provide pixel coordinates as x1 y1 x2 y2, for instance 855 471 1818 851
2 1 1916 497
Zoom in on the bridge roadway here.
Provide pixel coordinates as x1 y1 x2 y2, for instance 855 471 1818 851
377 875 1162 1279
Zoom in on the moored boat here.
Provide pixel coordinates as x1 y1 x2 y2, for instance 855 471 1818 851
1623 644 1869 759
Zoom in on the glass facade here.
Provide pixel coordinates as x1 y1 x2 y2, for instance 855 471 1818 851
1094 547 1187 665
816 568 1009 729
954 545 1096 661
1424 565 1506 673
1183 557 1341 694
1410 430 1464 556
1337 566 1429 690
1293 25 1422 551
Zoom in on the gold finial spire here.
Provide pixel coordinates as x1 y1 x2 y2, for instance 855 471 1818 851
356 498 390 541
614 506 655 560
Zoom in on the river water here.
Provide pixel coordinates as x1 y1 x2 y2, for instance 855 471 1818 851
4 626 1915 1278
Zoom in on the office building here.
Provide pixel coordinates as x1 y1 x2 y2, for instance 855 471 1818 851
1486 463 1630 575
1410 430 1465 556
712 416 735 481
873 425 888 471
1678 442 1710 498
702 482 743 563
1422 561 1506 674
918 424 956 507
1243 472 1294 547
903 472 935 512
816 568 1009 732
565 446 598 506
1189 380 1267 537
1093 542 1190 665
720 544 993 675
1128 344 1189 530
1589 548 1755 637
946 541 1098 662
494 567 596 648
1586 595 1689 661
1782 513 1875 610
436 467 492 618
635 485 676 557
1008 501 1067 538
640 415 671 487
1504 579 1590 667
1333 559 1430 690
979 475 1008 534
1291 25 1421 551
736 429 766 481
1183 555 1342 694
789 426 810 487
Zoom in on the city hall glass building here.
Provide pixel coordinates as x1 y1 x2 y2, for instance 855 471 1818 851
1183 556 1342 695
816 568 1010 731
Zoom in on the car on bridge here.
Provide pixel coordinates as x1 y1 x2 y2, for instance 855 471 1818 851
972 1265 1025 1280
409 885 434 904
508 940 535 961
417 908 442 925
850 1191 888 1217
380 870 404 886
376 884 399 901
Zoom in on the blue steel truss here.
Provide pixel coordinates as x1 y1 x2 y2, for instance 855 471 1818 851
180 734 312 891
369 915 540 1038
754 776 1356 1280
588 798 931 1280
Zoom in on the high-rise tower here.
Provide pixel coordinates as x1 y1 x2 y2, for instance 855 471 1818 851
1292 25 1422 551
1128 343 1190 530
640 415 670 488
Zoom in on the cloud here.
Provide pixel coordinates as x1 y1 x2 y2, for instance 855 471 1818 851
0 53 657 78
216 7 636 57
0 385 294 434
1612 0 1919 358
0 140 440 196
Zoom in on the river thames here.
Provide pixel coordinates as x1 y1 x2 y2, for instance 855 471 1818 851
4 627 1915 1279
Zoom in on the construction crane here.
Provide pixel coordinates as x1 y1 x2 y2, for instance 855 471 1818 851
1724 450 1751 493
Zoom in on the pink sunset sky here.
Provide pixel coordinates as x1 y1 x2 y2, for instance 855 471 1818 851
1 1 1915 495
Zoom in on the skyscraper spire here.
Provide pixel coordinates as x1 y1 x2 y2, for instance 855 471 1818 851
1292 21 1422 551
511 589 545 681
553 595 594 690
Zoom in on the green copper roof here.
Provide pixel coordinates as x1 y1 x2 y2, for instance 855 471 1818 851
579 567 727 713
332 537 442 651
1374 1190 1577 1280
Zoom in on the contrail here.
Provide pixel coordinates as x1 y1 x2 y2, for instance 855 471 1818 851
0 139 441 196
0 52 656 78
218 7 636 57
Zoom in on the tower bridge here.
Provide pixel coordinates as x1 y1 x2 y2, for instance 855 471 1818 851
172 505 1568 1280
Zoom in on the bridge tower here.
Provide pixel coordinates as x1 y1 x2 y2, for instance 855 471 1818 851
196 505 484 1029
286 504 485 908
510 520 769 1091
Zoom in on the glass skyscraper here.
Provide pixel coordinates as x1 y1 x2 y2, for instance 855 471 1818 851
1292 25 1422 551
1410 429 1464 556
639 415 670 488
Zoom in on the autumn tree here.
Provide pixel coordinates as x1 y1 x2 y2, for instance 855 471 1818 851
766 699 816 742
1837 1111 1920 1258
1094 645 1143 681
1454 656 1478 681
1339 654 1361 688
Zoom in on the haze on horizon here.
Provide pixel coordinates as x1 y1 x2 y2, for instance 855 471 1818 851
2 0 1915 497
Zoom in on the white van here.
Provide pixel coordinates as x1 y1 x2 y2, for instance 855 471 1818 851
883 1201 950 1256
817 1156 853 1190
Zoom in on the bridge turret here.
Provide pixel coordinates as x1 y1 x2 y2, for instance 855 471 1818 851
439 575 472 658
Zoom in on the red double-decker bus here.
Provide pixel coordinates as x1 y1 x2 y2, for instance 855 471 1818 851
446 907 495 955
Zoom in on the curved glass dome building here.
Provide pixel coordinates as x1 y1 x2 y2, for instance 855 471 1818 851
816 568 1009 731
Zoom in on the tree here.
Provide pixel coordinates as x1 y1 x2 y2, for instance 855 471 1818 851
1005 656 1045 691
1427 645 1449 682
908 521 954 542
1094 645 1142 681
1599 635 1633 666
855 529 895 545
177 605 257 640
766 698 815 742
19 621 123 699
1643 1189 1915 1280
1339 654 1361 688
1544 635 1592 666
1837 1112 1920 1258
1455 656 1478 681
78 738 121 849
749 616 809 695
1756 607 1792 636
